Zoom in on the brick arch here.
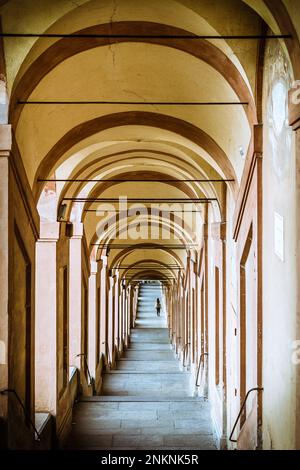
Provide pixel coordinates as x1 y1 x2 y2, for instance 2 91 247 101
113 250 183 272
80 170 212 249
33 111 237 200
262 0 300 78
92 211 196 244
80 170 213 214
115 259 182 280
116 259 180 284
10 21 256 128
95 212 195 245
126 269 171 283
90 210 195 248
60 149 220 203
100 243 186 271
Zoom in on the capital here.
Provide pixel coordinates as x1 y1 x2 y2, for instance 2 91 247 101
0 124 12 154
288 85 300 131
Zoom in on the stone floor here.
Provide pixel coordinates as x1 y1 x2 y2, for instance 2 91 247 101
66 283 216 450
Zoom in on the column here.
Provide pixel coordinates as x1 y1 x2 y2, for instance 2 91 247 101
114 272 119 352
108 276 115 366
69 223 84 370
0 125 11 444
125 286 131 345
0 124 38 448
289 88 300 448
88 261 98 381
99 255 108 357
122 285 127 347
118 281 125 351
35 222 59 413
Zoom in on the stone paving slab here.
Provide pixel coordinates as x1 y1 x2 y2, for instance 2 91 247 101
112 434 164 448
122 350 175 359
120 418 174 429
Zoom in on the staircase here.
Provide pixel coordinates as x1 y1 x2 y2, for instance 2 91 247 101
65 282 216 450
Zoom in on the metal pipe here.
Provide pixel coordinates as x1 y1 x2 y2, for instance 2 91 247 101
183 343 191 367
102 341 112 366
115 267 183 269
63 197 217 201
229 387 264 443
39 178 234 182
0 389 41 441
85 210 205 213
92 244 198 248
195 352 208 387
76 353 94 389
113 264 181 267
19 100 248 106
0 33 292 39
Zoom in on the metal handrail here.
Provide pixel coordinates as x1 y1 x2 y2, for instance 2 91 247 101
102 341 112 366
183 342 190 367
229 387 264 443
0 388 41 441
76 353 94 389
114 343 119 360
195 352 208 387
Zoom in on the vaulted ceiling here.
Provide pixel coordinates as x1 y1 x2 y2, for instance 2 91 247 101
1 0 297 283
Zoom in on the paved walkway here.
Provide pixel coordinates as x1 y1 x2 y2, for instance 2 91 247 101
66 283 216 450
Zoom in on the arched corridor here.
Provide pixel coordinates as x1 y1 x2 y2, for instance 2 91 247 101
66 282 216 450
1 0 300 454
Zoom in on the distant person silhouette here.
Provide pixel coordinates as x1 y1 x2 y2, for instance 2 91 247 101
155 298 161 316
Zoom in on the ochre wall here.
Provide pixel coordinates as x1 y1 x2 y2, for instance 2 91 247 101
261 39 297 450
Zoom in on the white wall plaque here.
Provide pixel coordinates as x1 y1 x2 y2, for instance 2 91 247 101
274 212 284 262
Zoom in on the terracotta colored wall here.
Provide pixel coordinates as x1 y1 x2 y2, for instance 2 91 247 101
261 39 297 450
0 127 39 449
55 227 71 443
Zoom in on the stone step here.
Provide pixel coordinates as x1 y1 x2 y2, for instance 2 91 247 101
130 327 168 332
101 390 193 398
129 339 170 344
128 343 172 350
122 351 175 360
130 329 169 335
129 337 169 341
137 307 162 310
105 371 187 375
101 374 192 397
79 396 206 402
116 360 179 372
138 296 161 298
138 298 161 301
